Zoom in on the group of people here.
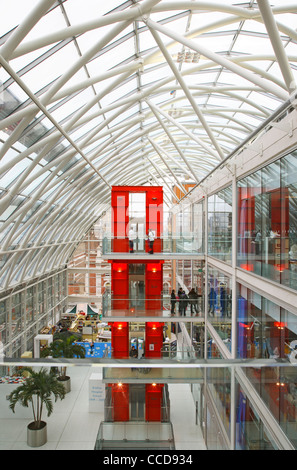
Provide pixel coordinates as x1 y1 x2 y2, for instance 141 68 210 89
129 227 155 254
170 287 201 316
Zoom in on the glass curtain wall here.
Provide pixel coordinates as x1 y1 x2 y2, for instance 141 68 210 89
235 384 278 450
193 200 204 253
68 225 109 298
208 186 232 263
237 149 297 289
173 199 204 254
0 269 67 359
237 283 297 447
129 192 146 252
208 267 232 352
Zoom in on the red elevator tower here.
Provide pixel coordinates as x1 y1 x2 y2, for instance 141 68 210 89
108 186 165 422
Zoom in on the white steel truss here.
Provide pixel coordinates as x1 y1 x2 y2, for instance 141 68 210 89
1 0 297 289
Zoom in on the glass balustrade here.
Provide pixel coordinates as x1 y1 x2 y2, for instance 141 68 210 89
103 365 205 382
102 235 204 255
94 421 175 450
104 347 203 361
102 293 204 318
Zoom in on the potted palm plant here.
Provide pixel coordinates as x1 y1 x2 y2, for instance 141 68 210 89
41 332 86 393
7 367 65 447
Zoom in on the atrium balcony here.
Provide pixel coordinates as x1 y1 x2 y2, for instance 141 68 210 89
101 235 204 260
102 293 205 321
95 422 175 450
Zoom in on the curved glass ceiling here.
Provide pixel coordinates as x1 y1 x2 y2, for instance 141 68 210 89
1 0 297 289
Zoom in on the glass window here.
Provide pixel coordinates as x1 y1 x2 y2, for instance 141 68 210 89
235 384 278 450
237 282 297 447
208 186 232 263
193 200 204 253
26 286 34 326
208 267 232 351
0 300 7 346
237 150 297 289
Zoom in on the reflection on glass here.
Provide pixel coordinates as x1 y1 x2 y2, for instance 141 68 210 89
208 267 232 352
129 193 146 253
236 384 278 450
237 150 297 290
237 282 297 446
208 186 232 263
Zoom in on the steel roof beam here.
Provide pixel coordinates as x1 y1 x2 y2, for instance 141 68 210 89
147 23 225 162
257 0 296 93
145 17 289 101
146 99 221 159
147 137 186 194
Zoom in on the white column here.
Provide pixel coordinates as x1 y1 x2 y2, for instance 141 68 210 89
89 369 105 413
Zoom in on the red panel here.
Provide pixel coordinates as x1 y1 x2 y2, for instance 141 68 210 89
110 322 129 359
111 186 163 253
145 384 164 421
111 190 129 252
111 262 129 309
145 262 163 310
237 188 255 255
112 186 162 193
111 384 129 421
145 322 164 358
146 187 163 253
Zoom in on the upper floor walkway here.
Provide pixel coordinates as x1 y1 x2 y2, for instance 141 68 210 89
101 235 205 259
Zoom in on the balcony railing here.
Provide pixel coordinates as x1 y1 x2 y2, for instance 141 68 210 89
94 421 175 450
102 293 204 318
102 235 204 255
102 364 205 382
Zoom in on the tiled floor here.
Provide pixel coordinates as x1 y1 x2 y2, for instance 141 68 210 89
0 366 206 450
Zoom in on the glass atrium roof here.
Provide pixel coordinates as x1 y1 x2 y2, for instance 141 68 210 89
1 0 297 289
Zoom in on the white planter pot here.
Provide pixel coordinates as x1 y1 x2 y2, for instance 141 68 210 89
58 376 71 393
27 421 47 447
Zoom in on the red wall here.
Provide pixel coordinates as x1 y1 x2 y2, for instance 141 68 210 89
145 262 163 310
111 262 129 309
145 384 164 421
145 322 164 358
111 190 129 252
109 322 129 359
111 186 163 253
110 384 129 421
111 260 163 312
146 187 163 253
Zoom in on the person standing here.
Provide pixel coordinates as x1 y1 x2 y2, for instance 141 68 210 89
177 287 183 315
180 290 188 316
147 228 155 254
170 289 176 315
188 288 199 316
129 227 136 253
130 345 138 358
